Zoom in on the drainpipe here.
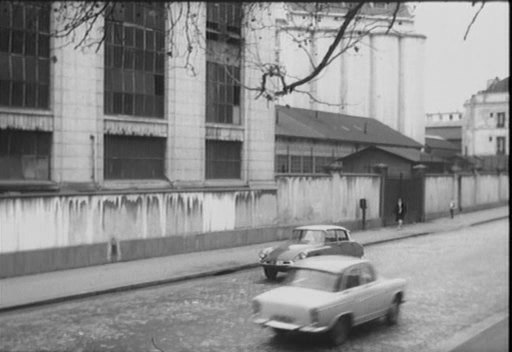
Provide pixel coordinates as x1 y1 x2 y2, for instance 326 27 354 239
90 134 96 183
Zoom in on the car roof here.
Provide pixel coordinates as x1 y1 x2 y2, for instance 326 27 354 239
294 224 349 231
292 255 368 274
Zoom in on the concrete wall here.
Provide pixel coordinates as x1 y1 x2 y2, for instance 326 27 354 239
276 174 381 225
425 173 509 219
424 175 456 215
460 173 508 209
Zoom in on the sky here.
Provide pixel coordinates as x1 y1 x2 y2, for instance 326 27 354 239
412 1 510 113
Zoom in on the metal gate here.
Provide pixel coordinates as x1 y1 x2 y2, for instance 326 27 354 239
382 175 424 227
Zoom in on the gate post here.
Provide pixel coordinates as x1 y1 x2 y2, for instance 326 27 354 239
374 163 388 223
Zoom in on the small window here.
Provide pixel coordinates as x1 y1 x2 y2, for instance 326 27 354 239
497 112 505 128
290 155 301 173
489 136 493 142
497 137 506 155
344 268 360 289
325 230 337 243
0 129 51 180
449 114 453 120
335 229 349 241
360 264 375 284
490 112 494 118
276 154 288 173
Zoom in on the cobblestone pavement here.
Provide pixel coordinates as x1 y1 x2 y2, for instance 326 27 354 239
0 220 508 352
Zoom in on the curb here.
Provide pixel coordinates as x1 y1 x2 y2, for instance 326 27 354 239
430 312 509 352
0 216 507 312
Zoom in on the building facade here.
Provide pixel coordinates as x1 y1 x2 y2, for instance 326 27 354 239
462 77 509 170
0 2 276 192
425 111 463 152
275 2 426 144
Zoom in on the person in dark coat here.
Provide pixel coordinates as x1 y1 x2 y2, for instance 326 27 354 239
394 197 406 230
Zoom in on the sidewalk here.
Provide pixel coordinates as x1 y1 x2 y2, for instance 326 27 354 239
0 206 508 311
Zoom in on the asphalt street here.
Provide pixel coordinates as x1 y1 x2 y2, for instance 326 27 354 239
0 219 508 352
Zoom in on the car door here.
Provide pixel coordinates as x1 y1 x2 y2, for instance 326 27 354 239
323 230 340 255
340 266 370 325
359 263 382 321
335 229 363 257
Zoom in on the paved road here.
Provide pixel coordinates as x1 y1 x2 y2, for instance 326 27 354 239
0 220 508 352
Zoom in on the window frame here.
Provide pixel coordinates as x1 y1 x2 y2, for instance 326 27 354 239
0 2 50 109
205 140 242 180
104 2 166 118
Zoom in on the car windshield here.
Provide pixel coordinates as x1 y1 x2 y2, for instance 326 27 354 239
286 269 339 292
291 230 325 244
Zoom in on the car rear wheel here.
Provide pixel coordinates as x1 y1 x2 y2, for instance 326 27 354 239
328 316 350 346
386 299 400 325
264 267 278 280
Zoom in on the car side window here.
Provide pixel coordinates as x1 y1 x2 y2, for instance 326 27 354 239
335 229 348 241
344 268 360 289
360 264 375 284
325 230 337 243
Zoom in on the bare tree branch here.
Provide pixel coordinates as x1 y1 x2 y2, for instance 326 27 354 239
464 1 486 40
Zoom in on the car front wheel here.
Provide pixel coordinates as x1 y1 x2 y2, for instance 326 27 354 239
386 299 400 325
328 316 350 346
264 267 278 280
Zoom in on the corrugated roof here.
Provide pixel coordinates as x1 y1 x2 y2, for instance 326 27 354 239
484 77 509 93
276 105 422 148
337 145 445 164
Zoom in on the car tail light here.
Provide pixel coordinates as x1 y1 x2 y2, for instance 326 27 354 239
310 308 319 324
252 300 261 314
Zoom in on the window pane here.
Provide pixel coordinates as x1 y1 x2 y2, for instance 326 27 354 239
38 58 49 83
0 80 10 105
123 93 133 114
11 30 24 54
0 53 9 80
11 81 24 106
38 34 49 57
104 135 165 179
0 29 10 52
144 51 154 71
25 82 36 107
0 130 51 180
205 140 242 179
154 74 163 95
25 56 36 81
37 84 48 108
12 56 24 80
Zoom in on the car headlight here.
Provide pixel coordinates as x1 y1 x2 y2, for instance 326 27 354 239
294 252 307 261
259 247 273 260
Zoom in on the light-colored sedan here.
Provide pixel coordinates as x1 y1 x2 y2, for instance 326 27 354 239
252 255 406 345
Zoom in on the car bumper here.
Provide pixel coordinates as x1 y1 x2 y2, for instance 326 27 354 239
259 262 294 272
253 318 328 333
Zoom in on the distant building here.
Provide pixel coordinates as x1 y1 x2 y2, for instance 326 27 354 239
462 77 509 171
336 145 446 178
425 112 463 152
274 105 423 175
275 2 427 144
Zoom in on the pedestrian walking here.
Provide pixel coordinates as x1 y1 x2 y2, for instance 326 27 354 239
449 199 456 219
394 197 406 230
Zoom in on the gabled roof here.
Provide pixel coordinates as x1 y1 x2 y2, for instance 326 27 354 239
337 145 445 164
425 136 460 151
276 105 422 149
484 77 509 93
